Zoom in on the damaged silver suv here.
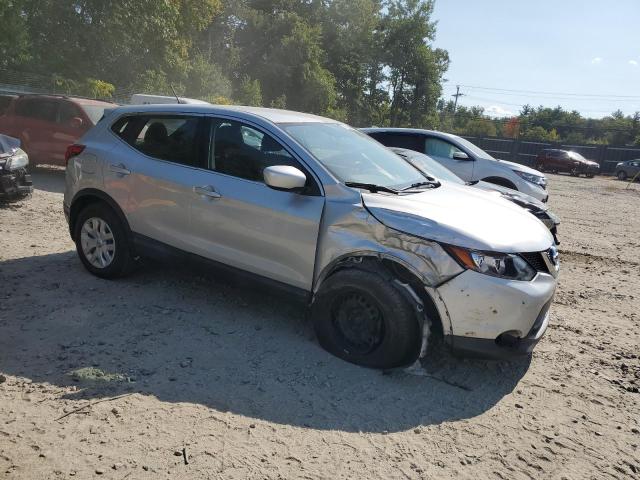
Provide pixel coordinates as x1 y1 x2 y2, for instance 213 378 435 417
64 105 559 369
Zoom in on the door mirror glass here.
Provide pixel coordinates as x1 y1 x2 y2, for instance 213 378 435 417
264 165 307 190
453 151 470 160
69 116 84 129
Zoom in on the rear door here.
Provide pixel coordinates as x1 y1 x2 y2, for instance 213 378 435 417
107 114 208 252
424 135 476 181
188 117 325 290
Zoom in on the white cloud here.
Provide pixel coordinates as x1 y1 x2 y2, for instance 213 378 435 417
591 57 603 65
629 60 639 67
485 105 515 118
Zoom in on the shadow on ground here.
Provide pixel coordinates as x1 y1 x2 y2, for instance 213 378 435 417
0 251 530 433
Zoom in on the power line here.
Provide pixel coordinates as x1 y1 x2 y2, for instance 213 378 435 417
454 84 640 100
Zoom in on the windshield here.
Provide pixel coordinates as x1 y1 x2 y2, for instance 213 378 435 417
568 151 586 161
282 123 425 189
392 149 464 184
80 104 108 125
452 135 495 160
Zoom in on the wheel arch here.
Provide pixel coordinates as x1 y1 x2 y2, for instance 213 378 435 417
481 176 518 190
313 253 445 338
69 189 132 242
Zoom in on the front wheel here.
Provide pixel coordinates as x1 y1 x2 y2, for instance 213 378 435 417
617 171 627 181
74 203 135 279
535 163 545 173
312 268 422 369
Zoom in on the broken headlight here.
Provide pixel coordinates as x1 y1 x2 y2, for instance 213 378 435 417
5 149 28 171
445 246 536 281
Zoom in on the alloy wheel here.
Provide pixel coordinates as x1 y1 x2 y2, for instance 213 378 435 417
80 217 116 269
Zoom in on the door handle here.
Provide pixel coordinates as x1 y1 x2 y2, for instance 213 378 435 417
109 163 131 176
193 185 222 199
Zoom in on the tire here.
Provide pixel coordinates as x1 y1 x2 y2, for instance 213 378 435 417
586 173 594 179
312 268 421 369
74 203 135 279
535 163 545 173
570 166 579 177
617 170 627 181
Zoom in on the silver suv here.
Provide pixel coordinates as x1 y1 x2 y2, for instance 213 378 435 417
64 105 559 369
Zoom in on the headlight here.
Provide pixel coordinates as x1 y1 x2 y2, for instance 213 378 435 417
616 162 623 166
445 245 536 281
6 150 29 171
513 169 546 187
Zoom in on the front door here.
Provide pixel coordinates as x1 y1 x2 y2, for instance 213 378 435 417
189 118 324 290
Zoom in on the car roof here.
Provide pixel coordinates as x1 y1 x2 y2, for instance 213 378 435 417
16 94 115 106
112 104 336 125
361 127 461 141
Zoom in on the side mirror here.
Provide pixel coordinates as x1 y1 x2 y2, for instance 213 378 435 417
263 165 307 191
453 151 470 160
69 117 84 129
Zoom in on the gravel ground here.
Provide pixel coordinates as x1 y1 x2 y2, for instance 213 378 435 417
0 170 639 479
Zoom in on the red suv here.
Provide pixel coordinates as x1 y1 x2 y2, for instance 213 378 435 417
535 149 600 178
0 95 115 167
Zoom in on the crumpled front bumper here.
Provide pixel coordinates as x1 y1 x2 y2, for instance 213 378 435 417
433 269 557 359
0 169 32 200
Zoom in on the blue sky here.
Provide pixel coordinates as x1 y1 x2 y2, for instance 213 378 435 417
432 0 640 118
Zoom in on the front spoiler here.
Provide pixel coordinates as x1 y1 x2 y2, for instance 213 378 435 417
0 169 32 200
445 300 551 360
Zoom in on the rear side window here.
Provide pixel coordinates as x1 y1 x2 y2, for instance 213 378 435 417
58 101 82 124
111 115 204 167
15 99 59 122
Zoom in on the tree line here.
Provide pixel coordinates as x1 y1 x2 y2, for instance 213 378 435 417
438 102 640 147
3 0 637 145
2 0 449 128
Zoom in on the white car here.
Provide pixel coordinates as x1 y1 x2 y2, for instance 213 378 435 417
363 128 549 202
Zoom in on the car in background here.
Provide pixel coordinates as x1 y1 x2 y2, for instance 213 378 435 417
0 94 115 167
363 128 549 203
391 148 560 244
130 94 210 105
614 159 640 181
0 134 32 201
535 149 600 178
0 94 17 115
64 104 558 368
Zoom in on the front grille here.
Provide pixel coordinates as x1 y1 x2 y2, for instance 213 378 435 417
521 252 549 274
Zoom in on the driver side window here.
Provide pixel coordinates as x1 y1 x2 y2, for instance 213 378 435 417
425 138 463 159
208 119 299 183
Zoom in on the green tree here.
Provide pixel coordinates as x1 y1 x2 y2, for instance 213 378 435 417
236 76 263 106
383 0 449 127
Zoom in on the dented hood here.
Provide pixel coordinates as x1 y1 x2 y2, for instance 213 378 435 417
363 182 554 253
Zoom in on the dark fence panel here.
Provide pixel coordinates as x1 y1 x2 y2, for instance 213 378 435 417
460 135 640 174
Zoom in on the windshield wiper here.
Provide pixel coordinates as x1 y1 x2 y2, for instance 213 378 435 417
345 182 399 194
399 179 441 191
466 180 479 186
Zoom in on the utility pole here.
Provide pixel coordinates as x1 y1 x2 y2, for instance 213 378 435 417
452 85 464 114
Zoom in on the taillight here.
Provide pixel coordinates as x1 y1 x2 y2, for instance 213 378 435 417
65 144 85 165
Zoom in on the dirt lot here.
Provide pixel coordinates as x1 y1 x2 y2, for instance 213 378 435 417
1 170 639 479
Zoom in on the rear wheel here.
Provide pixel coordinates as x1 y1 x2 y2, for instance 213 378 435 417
617 170 627 181
312 268 421 369
74 203 135 279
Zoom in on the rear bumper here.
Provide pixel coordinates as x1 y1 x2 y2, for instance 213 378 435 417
0 169 32 200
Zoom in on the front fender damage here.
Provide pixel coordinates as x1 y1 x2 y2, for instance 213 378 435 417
313 199 463 359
